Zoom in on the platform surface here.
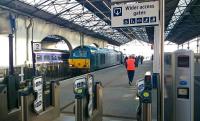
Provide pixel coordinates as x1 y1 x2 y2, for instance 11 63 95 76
58 61 153 121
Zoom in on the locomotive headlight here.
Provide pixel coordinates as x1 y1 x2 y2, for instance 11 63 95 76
69 64 73 67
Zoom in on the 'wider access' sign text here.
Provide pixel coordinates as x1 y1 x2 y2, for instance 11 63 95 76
111 1 159 27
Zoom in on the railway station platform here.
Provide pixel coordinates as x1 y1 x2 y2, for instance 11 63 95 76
55 61 154 121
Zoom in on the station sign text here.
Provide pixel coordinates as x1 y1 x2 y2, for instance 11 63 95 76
111 1 159 27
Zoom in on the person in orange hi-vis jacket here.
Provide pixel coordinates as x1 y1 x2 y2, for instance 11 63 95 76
126 55 136 86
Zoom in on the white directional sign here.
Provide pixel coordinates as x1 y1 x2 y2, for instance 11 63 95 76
33 77 43 114
111 1 159 27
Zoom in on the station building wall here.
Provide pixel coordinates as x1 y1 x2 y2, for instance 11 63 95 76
0 10 108 67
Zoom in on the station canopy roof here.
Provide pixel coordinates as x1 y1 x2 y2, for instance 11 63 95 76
0 0 198 46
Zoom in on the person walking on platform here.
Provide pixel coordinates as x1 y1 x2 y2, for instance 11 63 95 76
135 56 139 68
126 55 136 85
141 56 144 64
124 56 128 68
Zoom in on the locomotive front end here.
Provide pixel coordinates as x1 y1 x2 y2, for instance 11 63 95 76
69 47 91 73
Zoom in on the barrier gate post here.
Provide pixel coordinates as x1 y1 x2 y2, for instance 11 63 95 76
74 74 103 121
142 72 152 121
137 72 152 121
74 77 88 121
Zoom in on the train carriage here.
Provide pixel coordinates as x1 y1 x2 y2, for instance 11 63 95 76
34 49 70 80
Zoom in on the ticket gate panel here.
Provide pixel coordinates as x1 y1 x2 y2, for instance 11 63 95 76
194 61 200 121
174 50 194 121
74 74 103 121
0 85 8 120
0 84 21 121
20 80 60 121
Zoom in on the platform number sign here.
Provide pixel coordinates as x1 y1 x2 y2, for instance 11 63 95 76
33 42 41 51
33 77 43 114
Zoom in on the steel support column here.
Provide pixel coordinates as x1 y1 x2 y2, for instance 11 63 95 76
197 37 199 53
31 41 36 76
159 0 165 121
9 34 14 75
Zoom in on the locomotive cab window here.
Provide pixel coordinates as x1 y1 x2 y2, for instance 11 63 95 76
73 50 88 58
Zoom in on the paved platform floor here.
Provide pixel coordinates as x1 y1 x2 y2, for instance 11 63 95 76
56 61 153 121
54 114 136 121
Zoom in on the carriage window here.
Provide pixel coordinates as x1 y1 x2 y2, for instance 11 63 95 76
44 55 50 61
52 55 57 60
36 55 42 62
73 50 88 57
100 54 105 64
117 55 120 61
58 55 62 60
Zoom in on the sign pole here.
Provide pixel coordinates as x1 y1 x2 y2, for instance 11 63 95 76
159 0 165 121
31 41 36 76
197 37 199 53
9 34 14 75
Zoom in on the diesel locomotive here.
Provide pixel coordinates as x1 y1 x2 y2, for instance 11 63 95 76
68 45 123 73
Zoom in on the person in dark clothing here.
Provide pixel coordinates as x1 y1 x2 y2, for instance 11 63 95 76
126 55 136 85
124 56 128 68
135 56 139 68
141 56 144 64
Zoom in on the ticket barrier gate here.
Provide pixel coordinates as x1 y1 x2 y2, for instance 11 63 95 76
0 75 21 121
19 76 60 121
163 50 200 121
137 72 152 121
74 74 103 121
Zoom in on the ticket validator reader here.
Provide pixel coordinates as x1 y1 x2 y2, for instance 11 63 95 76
74 76 89 121
137 72 152 121
174 49 194 121
74 74 103 121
